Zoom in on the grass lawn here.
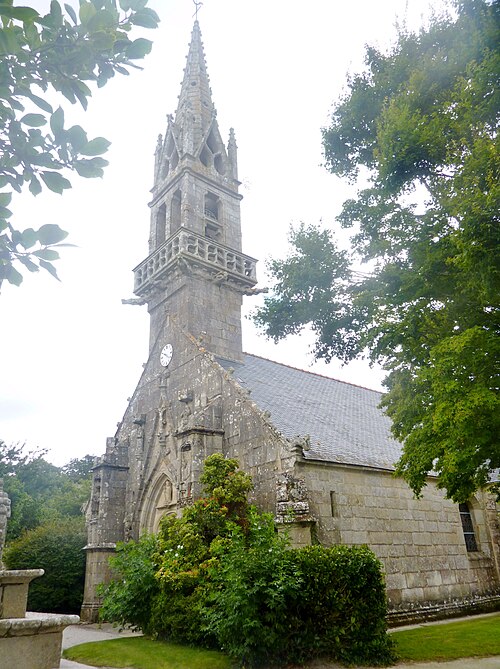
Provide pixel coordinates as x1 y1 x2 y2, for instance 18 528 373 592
392 612 500 662
63 614 500 668
62 636 233 669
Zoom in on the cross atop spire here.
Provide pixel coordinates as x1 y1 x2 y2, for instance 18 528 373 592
193 0 203 20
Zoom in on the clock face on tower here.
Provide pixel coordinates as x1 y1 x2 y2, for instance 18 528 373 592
160 343 173 367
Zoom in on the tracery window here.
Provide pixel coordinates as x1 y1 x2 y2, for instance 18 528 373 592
199 127 225 175
459 502 478 552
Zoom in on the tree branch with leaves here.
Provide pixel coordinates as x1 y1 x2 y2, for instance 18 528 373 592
254 0 499 502
0 0 159 288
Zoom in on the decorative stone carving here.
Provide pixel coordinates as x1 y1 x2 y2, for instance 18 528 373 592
178 443 193 508
133 228 257 295
179 404 194 432
275 472 313 523
290 434 311 456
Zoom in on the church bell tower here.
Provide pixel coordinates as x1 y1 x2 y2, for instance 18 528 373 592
133 21 257 361
81 23 259 623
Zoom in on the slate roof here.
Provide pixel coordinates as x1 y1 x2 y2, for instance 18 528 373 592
217 353 402 471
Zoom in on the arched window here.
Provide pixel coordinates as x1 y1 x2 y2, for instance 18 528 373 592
459 502 478 552
156 203 166 247
199 128 225 174
141 473 177 534
204 192 223 240
204 192 219 221
171 189 181 233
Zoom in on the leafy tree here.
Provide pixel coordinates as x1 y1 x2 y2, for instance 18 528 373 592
0 438 45 476
253 0 500 502
1 443 94 612
102 454 257 644
101 455 270 641
41 469 92 519
2 474 41 539
15 454 62 497
62 453 95 481
1 440 93 539
0 0 159 288
0 440 47 538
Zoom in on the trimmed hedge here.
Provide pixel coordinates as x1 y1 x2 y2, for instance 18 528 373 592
210 541 395 667
290 544 394 666
4 517 86 613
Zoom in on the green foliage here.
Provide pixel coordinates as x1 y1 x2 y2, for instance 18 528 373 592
148 454 255 646
62 454 95 481
253 223 354 361
102 455 394 667
41 471 91 520
253 0 500 502
289 545 395 666
206 517 299 666
388 326 500 501
209 541 395 667
99 533 160 634
1 443 95 612
3 516 86 613
0 0 159 287
101 455 254 646
0 439 46 477
1 441 93 540
1 440 50 539
3 474 41 540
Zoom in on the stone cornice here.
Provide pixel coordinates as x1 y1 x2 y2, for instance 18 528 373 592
150 163 242 207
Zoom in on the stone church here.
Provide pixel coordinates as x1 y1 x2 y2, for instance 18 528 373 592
81 22 500 623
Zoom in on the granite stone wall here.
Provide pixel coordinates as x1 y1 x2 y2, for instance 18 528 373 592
299 461 500 609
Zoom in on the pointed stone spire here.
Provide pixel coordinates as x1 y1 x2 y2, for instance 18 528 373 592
175 21 215 156
154 132 163 180
227 127 238 180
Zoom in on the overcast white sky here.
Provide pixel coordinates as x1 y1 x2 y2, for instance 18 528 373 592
0 0 446 466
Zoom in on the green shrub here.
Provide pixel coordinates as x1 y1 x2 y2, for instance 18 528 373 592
101 454 254 643
150 581 215 647
149 454 256 647
101 455 395 667
289 545 396 666
209 540 395 667
100 533 160 634
207 516 299 666
3 517 86 613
